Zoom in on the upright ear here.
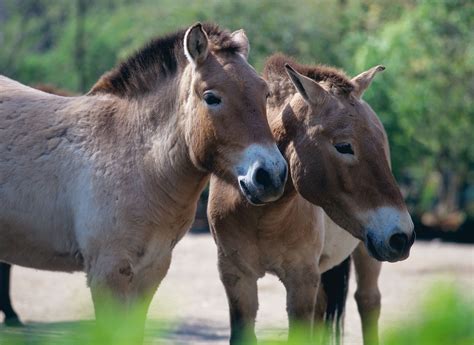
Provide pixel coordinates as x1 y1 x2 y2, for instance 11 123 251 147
351 65 385 98
284 64 327 104
231 29 249 59
184 23 209 66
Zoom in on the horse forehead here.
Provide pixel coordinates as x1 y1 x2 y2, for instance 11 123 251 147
319 98 382 141
220 56 263 89
353 102 386 141
319 98 353 129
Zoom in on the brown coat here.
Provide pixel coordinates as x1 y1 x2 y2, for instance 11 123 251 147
0 24 287 336
208 54 414 344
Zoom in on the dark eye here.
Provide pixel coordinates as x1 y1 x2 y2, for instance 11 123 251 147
266 91 271 99
334 142 354 155
203 92 221 106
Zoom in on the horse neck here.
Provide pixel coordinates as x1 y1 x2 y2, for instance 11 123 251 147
255 188 307 238
142 74 209 214
90 67 209 215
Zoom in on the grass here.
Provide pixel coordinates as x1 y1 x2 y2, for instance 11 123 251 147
382 283 474 345
0 282 472 344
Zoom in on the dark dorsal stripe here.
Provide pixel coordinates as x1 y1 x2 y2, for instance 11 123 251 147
263 53 354 94
89 23 242 98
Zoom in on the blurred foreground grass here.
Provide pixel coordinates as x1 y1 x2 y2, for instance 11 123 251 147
1 282 472 344
263 282 474 345
382 283 473 345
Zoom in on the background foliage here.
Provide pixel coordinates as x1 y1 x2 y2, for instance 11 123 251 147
0 0 473 231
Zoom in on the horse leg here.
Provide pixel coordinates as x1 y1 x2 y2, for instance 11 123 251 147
313 284 327 325
352 242 382 345
87 253 152 343
0 262 22 327
218 252 258 345
281 265 320 343
132 254 172 333
316 256 351 345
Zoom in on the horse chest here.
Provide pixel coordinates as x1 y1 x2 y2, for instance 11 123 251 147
319 217 359 273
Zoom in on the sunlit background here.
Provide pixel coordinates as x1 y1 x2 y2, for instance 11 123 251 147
0 1 472 344
1 0 472 239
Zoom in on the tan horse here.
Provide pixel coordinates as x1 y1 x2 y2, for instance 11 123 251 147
0 84 76 328
208 54 414 344
0 23 287 333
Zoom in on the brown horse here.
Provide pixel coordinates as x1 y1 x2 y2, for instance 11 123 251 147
0 23 287 335
208 54 414 344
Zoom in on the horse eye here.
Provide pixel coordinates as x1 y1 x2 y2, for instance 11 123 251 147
203 92 221 106
335 142 354 155
266 91 271 99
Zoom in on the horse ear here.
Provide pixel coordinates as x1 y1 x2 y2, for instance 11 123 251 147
184 23 209 66
231 29 249 59
351 65 385 98
284 63 327 104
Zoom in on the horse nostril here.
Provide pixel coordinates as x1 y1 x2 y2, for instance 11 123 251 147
389 233 408 253
255 167 272 189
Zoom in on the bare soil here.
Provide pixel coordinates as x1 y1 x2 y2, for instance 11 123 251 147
1 235 473 344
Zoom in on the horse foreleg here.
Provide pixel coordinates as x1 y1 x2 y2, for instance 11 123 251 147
132 254 172 332
218 252 258 345
0 262 22 327
281 265 320 343
352 242 382 345
87 253 154 344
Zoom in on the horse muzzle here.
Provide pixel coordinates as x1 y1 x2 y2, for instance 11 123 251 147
236 144 288 205
366 230 416 262
362 206 416 262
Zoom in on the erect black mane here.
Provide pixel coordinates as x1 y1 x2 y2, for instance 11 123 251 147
89 23 242 97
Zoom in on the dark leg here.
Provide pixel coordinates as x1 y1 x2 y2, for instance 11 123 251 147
0 262 23 326
218 253 258 345
320 256 351 345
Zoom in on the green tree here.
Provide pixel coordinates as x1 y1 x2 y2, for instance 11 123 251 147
351 0 474 219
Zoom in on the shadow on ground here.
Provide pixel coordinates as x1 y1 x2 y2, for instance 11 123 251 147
0 319 229 345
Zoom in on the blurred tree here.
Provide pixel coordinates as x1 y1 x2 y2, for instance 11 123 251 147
351 0 474 223
0 0 472 224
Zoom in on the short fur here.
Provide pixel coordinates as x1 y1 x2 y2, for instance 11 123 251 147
209 55 413 344
0 23 282 339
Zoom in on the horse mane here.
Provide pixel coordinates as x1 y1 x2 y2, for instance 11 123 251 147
263 54 354 103
89 23 242 98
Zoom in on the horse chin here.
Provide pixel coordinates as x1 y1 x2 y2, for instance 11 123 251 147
238 179 266 206
365 235 386 261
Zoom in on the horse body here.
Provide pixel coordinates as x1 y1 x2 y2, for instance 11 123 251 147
209 54 414 344
0 23 288 333
0 81 88 271
0 78 196 274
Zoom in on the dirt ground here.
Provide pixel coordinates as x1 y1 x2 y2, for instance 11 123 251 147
1 235 473 344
